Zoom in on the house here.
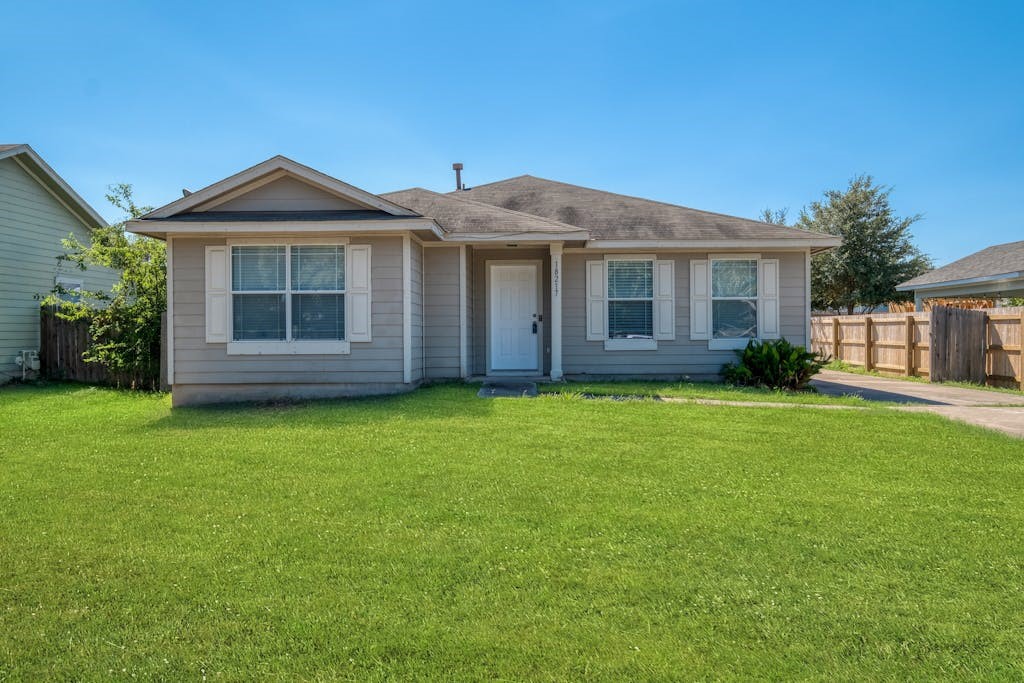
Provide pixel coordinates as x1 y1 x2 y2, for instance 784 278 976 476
128 156 840 406
897 240 1024 310
0 145 117 384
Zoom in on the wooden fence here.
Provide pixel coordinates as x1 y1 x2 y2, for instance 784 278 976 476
39 310 163 389
811 306 1024 389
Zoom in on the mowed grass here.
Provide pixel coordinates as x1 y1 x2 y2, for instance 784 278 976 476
538 379 878 405
1 383 1023 680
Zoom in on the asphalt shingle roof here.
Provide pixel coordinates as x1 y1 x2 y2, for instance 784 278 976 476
381 187 585 236
447 174 825 242
900 240 1024 288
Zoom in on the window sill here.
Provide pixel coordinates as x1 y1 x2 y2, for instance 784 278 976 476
604 338 658 351
708 338 755 351
227 341 351 355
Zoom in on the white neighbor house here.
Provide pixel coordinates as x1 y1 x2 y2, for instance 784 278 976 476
128 156 839 406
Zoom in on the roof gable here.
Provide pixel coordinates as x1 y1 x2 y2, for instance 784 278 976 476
143 155 419 219
0 144 106 230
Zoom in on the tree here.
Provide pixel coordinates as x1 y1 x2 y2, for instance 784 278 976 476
45 184 164 387
758 207 789 225
796 175 931 314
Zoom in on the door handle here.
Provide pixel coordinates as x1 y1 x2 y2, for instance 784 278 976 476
532 322 538 334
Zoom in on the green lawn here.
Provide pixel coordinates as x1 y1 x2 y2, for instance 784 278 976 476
2 383 1023 679
539 379 879 405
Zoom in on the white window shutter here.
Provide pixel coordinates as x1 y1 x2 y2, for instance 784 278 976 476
586 260 606 341
654 259 675 340
759 258 780 339
347 244 372 342
205 246 229 343
689 259 709 340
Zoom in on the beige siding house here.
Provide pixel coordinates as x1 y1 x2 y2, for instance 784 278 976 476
0 145 115 384
130 156 839 406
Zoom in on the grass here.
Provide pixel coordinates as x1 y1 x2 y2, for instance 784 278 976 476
2 382 1024 679
538 379 876 405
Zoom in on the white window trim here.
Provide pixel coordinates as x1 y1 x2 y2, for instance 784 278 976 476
55 275 84 301
226 238 351 355
707 253 762 350
603 254 659 351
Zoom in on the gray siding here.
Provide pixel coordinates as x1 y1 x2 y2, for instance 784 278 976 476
562 251 808 378
170 236 405 387
0 157 117 383
410 239 423 382
423 246 461 379
208 176 367 212
469 247 551 376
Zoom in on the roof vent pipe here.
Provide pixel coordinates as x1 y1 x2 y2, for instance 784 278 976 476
452 162 463 191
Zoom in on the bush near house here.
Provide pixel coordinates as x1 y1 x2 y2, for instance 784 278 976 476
723 338 827 390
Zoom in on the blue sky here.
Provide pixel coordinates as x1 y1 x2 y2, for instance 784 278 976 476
3 1 1022 265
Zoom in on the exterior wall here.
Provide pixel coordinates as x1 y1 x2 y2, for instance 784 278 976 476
170 235 406 400
561 251 808 379
469 247 551 376
423 246 462 379
207 176 367 212
410 239 424 382
0 157 117 383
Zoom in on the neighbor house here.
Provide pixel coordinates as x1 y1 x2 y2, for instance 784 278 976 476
129 156 839 406
0 145 116 384
897 240 1024 309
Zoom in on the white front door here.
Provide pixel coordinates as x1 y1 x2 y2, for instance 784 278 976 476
489 264 539 371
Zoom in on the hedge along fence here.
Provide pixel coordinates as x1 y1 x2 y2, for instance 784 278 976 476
39 308 166 390
811 306 1024 389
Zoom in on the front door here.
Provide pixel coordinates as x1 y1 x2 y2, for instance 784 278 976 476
489 264 539 371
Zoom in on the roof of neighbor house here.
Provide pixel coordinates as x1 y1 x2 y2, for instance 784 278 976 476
381 188 587 237
898 240 1024 290
0 144 106 230
444 174 826 243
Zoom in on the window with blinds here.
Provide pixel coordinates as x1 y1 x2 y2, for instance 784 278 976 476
231 245 346 341
711 259 757 339
607 260 654 339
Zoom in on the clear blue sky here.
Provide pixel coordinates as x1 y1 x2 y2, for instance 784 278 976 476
4 1 1022 265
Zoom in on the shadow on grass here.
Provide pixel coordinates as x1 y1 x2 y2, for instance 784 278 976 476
145 381 497 431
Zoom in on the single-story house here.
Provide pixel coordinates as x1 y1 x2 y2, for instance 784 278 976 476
128 156 840 406
0 144 117 384
897 240 1024 309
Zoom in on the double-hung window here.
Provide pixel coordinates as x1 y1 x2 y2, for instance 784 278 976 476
607 260 654 340
586 256 675 350
229 244 346 349
711 258 757 340
690 254 779 348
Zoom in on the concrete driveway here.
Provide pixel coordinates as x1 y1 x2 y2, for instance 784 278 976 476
812 370 1024 438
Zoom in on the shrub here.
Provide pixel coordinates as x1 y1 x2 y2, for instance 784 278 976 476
722 339 827 390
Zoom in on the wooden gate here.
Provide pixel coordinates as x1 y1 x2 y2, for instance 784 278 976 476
929 306 987 383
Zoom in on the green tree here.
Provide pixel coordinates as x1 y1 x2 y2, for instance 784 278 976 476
797 175 931 314
758 207 789 225
45 184 164 387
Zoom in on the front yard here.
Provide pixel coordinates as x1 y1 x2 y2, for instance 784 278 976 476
2 383 1023 679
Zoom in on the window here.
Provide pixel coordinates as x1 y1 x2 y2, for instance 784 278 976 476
607 260 653 339
711 259 757 340
55 276 84 303
230 244 345 342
